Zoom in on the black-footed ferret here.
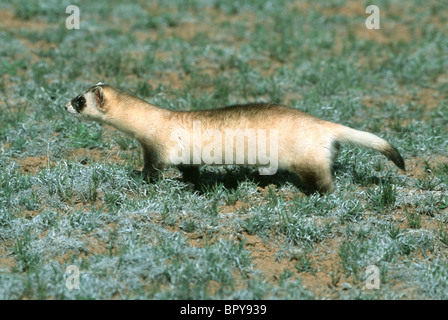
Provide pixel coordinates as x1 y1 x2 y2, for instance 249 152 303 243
65 83 405 193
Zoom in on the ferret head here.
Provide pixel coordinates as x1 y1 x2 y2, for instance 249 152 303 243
65 82 109 122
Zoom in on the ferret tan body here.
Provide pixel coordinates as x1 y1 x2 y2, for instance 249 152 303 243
65 83 405 192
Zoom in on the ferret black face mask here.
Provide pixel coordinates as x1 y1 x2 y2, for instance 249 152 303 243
70 95 86 113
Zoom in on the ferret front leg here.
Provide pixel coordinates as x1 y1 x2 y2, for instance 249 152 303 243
138 144 163 181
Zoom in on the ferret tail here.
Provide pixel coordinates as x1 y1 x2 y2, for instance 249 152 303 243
333 124 405 171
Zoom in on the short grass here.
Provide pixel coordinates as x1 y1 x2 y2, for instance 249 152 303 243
0 0 447 299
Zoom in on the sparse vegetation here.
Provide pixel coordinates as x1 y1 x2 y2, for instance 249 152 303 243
0 0 447 300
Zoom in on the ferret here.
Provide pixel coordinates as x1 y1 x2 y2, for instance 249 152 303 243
65 83 405 193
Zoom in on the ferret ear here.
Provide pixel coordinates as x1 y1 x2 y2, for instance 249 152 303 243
92 86 105 109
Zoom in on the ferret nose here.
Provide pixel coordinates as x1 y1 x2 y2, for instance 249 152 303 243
65 102 70 110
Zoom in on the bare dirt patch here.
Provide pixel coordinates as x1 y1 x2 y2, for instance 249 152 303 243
243 233 355 298
68 148 105 164
406 155 448 179
244 233 294 277
0 9 52 32
17 155 48 173
219 200 250 214
0 240 16 271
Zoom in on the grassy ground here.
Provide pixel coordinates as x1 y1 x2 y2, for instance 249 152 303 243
0 0 447 299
